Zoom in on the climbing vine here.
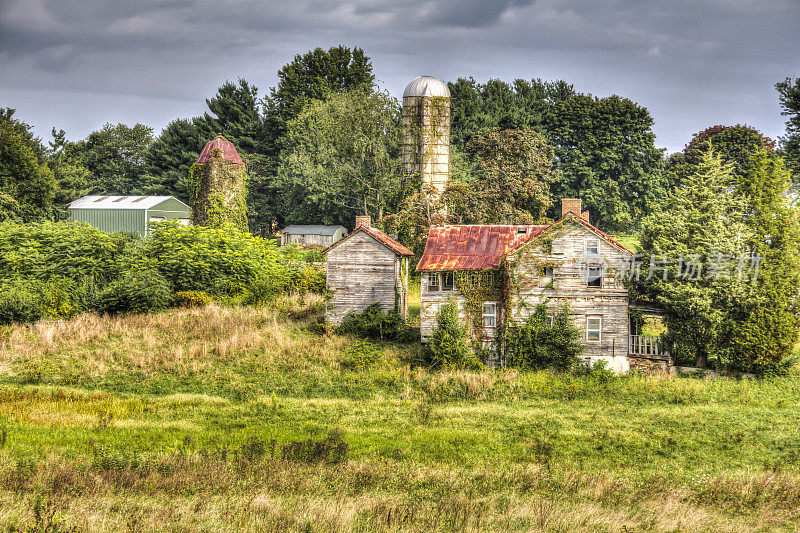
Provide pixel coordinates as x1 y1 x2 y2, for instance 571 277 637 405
189 147 248 231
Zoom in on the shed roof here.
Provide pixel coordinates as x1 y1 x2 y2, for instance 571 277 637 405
417 225 548 271
68 195 189 211
324 226 413 257
283 225 347 236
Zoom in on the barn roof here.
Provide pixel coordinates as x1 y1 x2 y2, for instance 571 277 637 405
68 195 188 211
324 226 413 257
282 225 346 236
417 214 633 272
416 225 548 271
196 134 244 165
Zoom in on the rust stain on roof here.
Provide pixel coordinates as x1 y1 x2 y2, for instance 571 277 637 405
417 225 548 271
196 135 244 165
417 214 633 272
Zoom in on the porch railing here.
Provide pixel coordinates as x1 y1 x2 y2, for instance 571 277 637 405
629 335 667 357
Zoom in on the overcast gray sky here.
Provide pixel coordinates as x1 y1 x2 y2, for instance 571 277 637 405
1 0 798 154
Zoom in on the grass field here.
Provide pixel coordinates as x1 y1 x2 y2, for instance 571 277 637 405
0 299 799 531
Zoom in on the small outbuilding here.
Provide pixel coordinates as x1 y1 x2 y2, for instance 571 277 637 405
280 225 348 248
324 216 414 325
68 195 191 237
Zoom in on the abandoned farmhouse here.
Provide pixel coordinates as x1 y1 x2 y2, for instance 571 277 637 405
325 76 669 372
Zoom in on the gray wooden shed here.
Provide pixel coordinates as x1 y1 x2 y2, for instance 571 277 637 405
67 195 191 237
280 225 348 248
324 217 414 325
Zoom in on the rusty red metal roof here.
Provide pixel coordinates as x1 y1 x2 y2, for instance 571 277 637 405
196 135 244 165
324 226 414 257
416 225 548 271
417 215 633 271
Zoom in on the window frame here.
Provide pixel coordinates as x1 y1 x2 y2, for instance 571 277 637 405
442 272 455 291
586 264 603 288
586 315 602 342
427 273 440 291
482 302 497 328
585 239 599 255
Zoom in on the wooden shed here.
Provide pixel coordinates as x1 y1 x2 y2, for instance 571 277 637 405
280 225 348 248
324 216 414 325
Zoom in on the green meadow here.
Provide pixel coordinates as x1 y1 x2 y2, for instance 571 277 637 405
0 298 799 531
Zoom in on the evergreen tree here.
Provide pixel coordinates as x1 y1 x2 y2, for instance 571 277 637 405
727 151 800 374
506 304 582 371
425 302 481 370
776 77 800 183
196 79 264 154
143 118 205 200
46 128 90 217
635 151 750 368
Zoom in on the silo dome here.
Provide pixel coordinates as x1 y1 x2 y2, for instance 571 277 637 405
403 75 450 98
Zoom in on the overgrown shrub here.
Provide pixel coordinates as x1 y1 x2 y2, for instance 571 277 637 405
174 290 212 308
336 303 405 340
425 302 482 370
0 280 44 325
340 341 382 370
506 304 583 371
95 269 172 315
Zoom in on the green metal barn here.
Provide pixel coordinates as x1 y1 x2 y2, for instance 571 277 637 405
67 196 191 236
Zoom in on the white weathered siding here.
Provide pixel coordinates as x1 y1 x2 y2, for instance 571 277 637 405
326 232 400 325
508 222 631 368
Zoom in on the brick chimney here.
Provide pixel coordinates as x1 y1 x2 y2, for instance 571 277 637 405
561 198 582 218
355 215 371 229
581 210 590 223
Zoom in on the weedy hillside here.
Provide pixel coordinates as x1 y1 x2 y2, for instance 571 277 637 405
1 299 800 532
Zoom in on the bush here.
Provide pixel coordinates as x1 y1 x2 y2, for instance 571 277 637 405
336 303 405 340
425 302 482 370
340 341 382 370
95 269 172 315
174 290 212 308
506 304 583 371
0 280 44 325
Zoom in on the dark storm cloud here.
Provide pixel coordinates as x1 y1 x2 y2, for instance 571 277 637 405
0 0 798 152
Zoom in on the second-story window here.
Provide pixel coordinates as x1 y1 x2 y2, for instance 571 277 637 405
587 265 603 287
442 272 455 291
428 273 440 291
585 239 599 255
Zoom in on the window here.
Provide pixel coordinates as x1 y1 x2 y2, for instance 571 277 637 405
482 302 497 328
540 266 554 277
428 273 440 291
585 239 599 255
546 314 554 327
516 227 528 235
587 316 602 342
442 272 455 291
587 265 603 287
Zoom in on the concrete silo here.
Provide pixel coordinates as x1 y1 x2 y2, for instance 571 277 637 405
189 134 248 231
402 76 451 197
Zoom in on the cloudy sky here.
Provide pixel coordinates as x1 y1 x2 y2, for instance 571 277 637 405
1 0 798 154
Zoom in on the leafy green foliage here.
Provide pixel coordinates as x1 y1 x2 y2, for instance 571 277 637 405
506 304 583 371
461 128 560 223
0 280 44 325
72 123 154 195
425 302 481 370
0 109 55 221
278 90 402 225
726 151 800 375
173 290 212 308
636 151 750 368
544 94 666 231
95 269 172 315
336 303 405 341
